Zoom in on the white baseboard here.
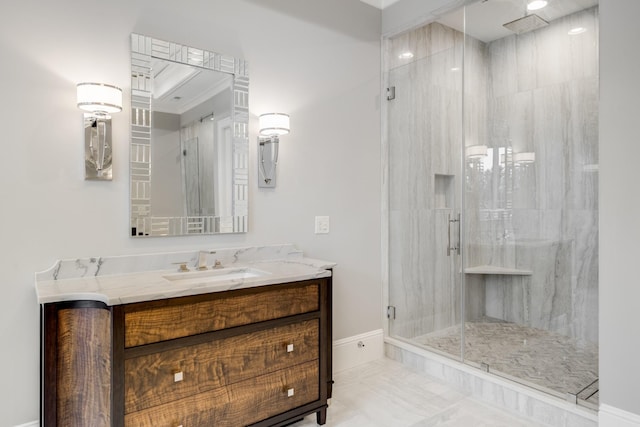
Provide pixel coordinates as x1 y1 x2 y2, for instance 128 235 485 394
333 329 384 373
14 422 38 427
600 404 640 427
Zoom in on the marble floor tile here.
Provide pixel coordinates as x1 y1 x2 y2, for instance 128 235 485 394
292 358 547 427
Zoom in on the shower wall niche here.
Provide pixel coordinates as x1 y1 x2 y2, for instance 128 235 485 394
434 174 454 209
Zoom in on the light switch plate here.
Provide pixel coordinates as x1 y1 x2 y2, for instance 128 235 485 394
315 216 330 234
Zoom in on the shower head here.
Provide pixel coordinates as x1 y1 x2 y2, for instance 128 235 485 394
503 13 549 34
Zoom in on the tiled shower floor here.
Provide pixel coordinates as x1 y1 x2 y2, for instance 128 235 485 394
414 318 599 408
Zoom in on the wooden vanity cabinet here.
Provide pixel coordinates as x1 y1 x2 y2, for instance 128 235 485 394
41 277 333 427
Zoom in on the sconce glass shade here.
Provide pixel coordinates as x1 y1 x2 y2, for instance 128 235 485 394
466 145 488 159
259 113 290 136
77 82 123 115
513 152 536 164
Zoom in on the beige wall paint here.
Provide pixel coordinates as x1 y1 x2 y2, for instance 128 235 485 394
0 1 381 424
599 0 640 418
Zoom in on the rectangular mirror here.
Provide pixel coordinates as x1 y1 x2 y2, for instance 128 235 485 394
130 34 249 237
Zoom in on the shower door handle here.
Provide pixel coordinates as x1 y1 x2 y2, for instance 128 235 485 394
447 213 460 256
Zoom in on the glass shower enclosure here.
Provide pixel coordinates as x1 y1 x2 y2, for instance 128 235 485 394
386 0 599 408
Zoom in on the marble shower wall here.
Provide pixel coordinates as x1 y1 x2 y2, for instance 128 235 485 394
466 7 599 344
387 7 599 345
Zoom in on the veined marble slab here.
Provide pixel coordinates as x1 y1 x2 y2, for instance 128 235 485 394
464 265 533 276
35 244 336 306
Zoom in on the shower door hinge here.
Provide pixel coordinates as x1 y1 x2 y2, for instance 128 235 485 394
387 306 396 319
386 86 396 101
447 213 461 256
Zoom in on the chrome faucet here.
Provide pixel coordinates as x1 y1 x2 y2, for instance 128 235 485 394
197 250 216 270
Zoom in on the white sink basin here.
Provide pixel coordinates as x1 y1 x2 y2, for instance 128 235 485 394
163 267 270 284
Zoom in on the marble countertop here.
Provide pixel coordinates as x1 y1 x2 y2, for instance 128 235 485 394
35 244 336 306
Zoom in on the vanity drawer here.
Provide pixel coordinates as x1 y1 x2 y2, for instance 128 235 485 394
124 360 319 427
124 319 319 413
124 281 319 347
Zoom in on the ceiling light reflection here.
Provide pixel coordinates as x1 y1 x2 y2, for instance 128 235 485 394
527 0 548 11
568 27 587 35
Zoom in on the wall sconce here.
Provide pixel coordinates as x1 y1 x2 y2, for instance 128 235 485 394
77 82 122 180
466 145 488 159
513 152 536 164
258 113 290 188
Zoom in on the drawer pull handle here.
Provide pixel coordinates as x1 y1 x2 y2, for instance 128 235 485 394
173 370 184 383
286 343 294 353
286 387 295 397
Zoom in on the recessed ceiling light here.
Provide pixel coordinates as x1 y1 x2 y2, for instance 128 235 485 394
568 27 587 35
399 51 414 59
451 67 461 72
527 0 548 11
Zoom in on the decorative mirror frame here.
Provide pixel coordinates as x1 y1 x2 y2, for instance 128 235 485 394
129 33 249 237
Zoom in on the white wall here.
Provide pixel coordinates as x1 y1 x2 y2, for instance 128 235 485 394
0 1 381 424
599 0 640 419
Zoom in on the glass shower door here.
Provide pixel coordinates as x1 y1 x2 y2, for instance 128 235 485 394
386 0 599 409
387 22 464 360
459 0 600 406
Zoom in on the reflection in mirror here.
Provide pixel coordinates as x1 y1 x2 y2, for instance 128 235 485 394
130 34 249 237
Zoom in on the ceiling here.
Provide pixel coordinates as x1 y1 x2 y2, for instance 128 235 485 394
437 0 598 42
358 0 401 10
360 0 598 41
151 58 231 115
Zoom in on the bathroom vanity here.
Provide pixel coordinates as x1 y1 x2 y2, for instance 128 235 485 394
36 245 335 427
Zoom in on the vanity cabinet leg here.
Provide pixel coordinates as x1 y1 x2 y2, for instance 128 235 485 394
316 407 327 425
44 301 112 427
